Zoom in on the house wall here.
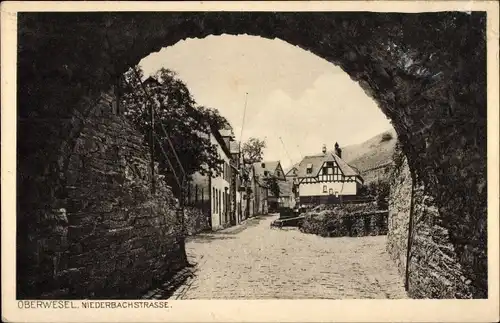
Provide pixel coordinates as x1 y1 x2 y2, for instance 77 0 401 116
191 132 231 231
235 191 242 223
253 184 268 215
299 181 357 197
278 196 295 208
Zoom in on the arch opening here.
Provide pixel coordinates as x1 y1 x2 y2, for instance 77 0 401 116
17 11 487 299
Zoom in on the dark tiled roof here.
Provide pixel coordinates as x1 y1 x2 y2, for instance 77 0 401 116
252 161 280 179
296 153 360 178
285 162 300 176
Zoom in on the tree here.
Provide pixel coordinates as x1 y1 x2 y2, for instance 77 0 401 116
198 105 233 133
264 176 281 198
120 66 231 192
241 137 266 165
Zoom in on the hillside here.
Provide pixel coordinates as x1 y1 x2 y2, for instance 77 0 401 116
342 128 398 184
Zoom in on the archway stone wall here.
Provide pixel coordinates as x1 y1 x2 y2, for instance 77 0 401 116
17 12 487 298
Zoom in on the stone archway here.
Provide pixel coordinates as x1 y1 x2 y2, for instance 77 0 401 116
17 12 487 298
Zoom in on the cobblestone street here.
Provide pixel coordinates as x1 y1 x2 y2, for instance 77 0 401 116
170 214 408 299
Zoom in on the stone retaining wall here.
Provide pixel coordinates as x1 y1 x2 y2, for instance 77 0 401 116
387 153 473 298
17 96 186 299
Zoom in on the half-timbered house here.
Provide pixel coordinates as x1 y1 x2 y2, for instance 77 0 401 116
295 143 364 205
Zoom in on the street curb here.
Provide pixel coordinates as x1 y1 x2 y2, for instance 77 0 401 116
141 266 197 300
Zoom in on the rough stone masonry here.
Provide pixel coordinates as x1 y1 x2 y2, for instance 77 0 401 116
387 148 475 298
16 91 187 299
17 12 487 298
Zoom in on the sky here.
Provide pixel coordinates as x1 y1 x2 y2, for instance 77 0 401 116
139 35 393 171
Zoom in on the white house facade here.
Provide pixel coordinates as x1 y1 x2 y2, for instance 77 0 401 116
191 126 232 230
295 143 364 205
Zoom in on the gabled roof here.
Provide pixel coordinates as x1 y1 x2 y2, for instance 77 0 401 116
296 153 360 178
252 161 287 188
252 161 280 178
285 162 300 177
333 154 359 176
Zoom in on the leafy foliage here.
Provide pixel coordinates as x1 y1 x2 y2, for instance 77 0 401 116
241 137 266 165
358 181 390 210
120 66 231 190
300 203 386 237
264 176 281 198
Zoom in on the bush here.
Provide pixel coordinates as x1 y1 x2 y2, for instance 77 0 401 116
300 203 387 237
360 181 389 210
375 181 390 210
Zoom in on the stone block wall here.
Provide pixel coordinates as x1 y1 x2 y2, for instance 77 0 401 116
387 153 473 298
17 11 487 299
17 96 186 299
387 157 412 277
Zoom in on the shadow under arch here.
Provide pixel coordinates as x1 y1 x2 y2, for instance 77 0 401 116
17 11 487 298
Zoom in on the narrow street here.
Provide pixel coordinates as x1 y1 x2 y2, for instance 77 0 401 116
170 214 407 299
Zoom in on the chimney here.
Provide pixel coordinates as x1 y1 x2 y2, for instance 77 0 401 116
322 144 327 154
335 142 342 158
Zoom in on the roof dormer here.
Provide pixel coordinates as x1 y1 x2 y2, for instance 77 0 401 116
306 163 313 174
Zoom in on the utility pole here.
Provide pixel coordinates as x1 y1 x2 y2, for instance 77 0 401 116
239 92 249 149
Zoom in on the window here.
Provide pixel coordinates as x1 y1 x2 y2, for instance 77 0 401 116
306 163 313 174
323 185 327 193
326 161 334 167
322 167 328 175
213 188 216 212
218 190 221 215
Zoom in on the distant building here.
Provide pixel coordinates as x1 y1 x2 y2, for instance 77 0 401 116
242 165 256 218
285 162 300 179
228 140 244 225
252 161 286 212
284 162 300 206
277 179 296 209
295 143 364 205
